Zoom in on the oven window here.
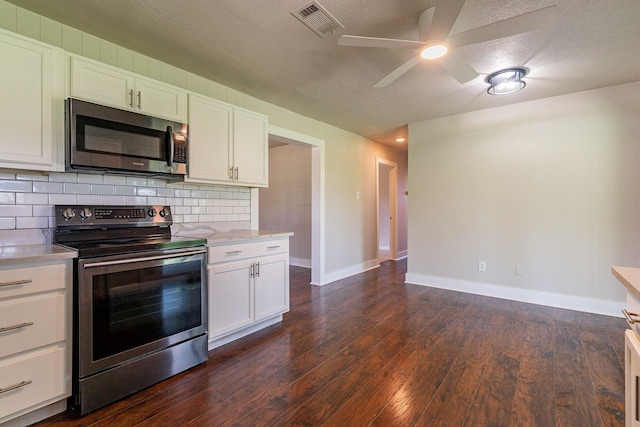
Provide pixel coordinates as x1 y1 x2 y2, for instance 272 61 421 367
77 115 166 160
92 260 202 361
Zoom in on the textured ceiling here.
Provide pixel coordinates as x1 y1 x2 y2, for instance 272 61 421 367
7 0 640 150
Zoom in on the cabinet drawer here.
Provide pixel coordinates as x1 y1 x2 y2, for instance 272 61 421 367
0 345 67 422
0 263 67 299
0 293 66 359
208 239 289 263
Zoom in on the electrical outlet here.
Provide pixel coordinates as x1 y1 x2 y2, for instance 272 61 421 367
516 264 524 276
478 261 486 272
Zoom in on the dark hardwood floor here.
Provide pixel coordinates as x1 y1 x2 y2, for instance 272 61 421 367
38 259 626 426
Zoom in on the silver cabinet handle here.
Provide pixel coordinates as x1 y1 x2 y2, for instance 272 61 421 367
0 322 34 334
129 89 134 107
137 91 142 109
229 167 234 181
256 262 260 277
0 279 32 288
623 309 640 326
225 250 243 255
266 245 280 250
0 380 32 394
234 167 239 181
250 262 255 278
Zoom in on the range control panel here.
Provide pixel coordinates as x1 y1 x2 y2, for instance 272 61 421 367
54 205 172 228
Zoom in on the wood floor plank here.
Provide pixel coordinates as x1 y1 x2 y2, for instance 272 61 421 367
554 319 604 426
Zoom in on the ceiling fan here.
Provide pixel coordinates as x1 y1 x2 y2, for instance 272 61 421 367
338 0 557 87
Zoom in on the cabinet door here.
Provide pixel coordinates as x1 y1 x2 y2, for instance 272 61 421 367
208 260 254 338
188 94 233 183
627 330 640 427
70 56 134 110
135 76 185 121
0 30 63 171
233 108 269 187
255 254 289 321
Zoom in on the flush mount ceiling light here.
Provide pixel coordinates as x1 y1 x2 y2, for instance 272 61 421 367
486 67 528 95
421 43 448 60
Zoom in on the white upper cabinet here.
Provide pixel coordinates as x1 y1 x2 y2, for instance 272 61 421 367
188 93 268 187
69 56 186 122
0 29 64 172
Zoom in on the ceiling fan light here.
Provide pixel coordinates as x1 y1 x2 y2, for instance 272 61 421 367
421 44 448 60
486 67 527 95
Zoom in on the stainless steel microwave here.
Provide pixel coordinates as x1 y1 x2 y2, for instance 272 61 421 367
66 98 188 178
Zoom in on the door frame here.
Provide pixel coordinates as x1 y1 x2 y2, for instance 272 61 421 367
376 157 398 262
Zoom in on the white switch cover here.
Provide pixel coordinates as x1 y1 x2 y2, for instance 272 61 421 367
478 261 486 272
355 191 360 200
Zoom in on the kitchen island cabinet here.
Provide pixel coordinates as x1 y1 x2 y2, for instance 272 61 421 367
0 28 64 172
192 231 291 349
612 266 640 427
187 94 269 187
0 246 76 426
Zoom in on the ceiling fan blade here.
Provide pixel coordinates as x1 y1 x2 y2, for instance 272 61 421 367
438 50 479 83
447 5 558 48
338 35 425 49
373 55 421 88
426 0 467 41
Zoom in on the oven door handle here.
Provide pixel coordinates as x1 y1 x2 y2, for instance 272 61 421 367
82 248 206 268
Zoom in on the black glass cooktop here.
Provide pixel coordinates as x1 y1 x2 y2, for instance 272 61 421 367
57 235 206 258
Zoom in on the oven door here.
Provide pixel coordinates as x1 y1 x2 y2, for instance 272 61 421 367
77 247 206 378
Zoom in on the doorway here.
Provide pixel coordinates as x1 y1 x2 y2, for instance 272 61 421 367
259 125 325 285
377 158 398 262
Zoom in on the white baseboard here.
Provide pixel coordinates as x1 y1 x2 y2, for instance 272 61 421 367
395 250 408 260
290 257 311 268
404 272 623 317
314 259 380 286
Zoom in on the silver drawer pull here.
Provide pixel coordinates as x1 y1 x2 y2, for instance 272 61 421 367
0 380 32 394
225 250 243 255
623 309 640 326
0 322 34 333
267 245 280 249
0 279 32 288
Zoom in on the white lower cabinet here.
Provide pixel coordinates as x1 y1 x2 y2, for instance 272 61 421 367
627 330 640 427
207 238 289 349
0 260 72 425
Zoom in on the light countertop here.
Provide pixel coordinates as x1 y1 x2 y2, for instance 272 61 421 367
612 266 640 301
0 244 77 266
172 228 293 245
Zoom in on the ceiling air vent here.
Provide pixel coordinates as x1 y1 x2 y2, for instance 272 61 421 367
291 1 344 37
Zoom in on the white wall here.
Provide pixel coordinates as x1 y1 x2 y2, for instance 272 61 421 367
407 82 640 316
259 144 312 267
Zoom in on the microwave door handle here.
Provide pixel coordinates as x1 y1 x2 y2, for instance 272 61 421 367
166 126 175 172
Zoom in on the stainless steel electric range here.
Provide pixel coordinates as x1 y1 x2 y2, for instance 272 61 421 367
53 205 208 415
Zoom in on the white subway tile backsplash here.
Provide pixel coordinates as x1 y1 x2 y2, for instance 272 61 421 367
115 186 136 196
0 180 32 192
103 175 127 185
63 183 91 194
136 187 156 196
49 194 78 204
78 173 104 184
0 218 16 229
48 172 78 183
0 171 252 231
91 184 115 195
33 182 63 193
0 205 32 216
16 216 48 229
16 193 48 204
0 193 16 204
